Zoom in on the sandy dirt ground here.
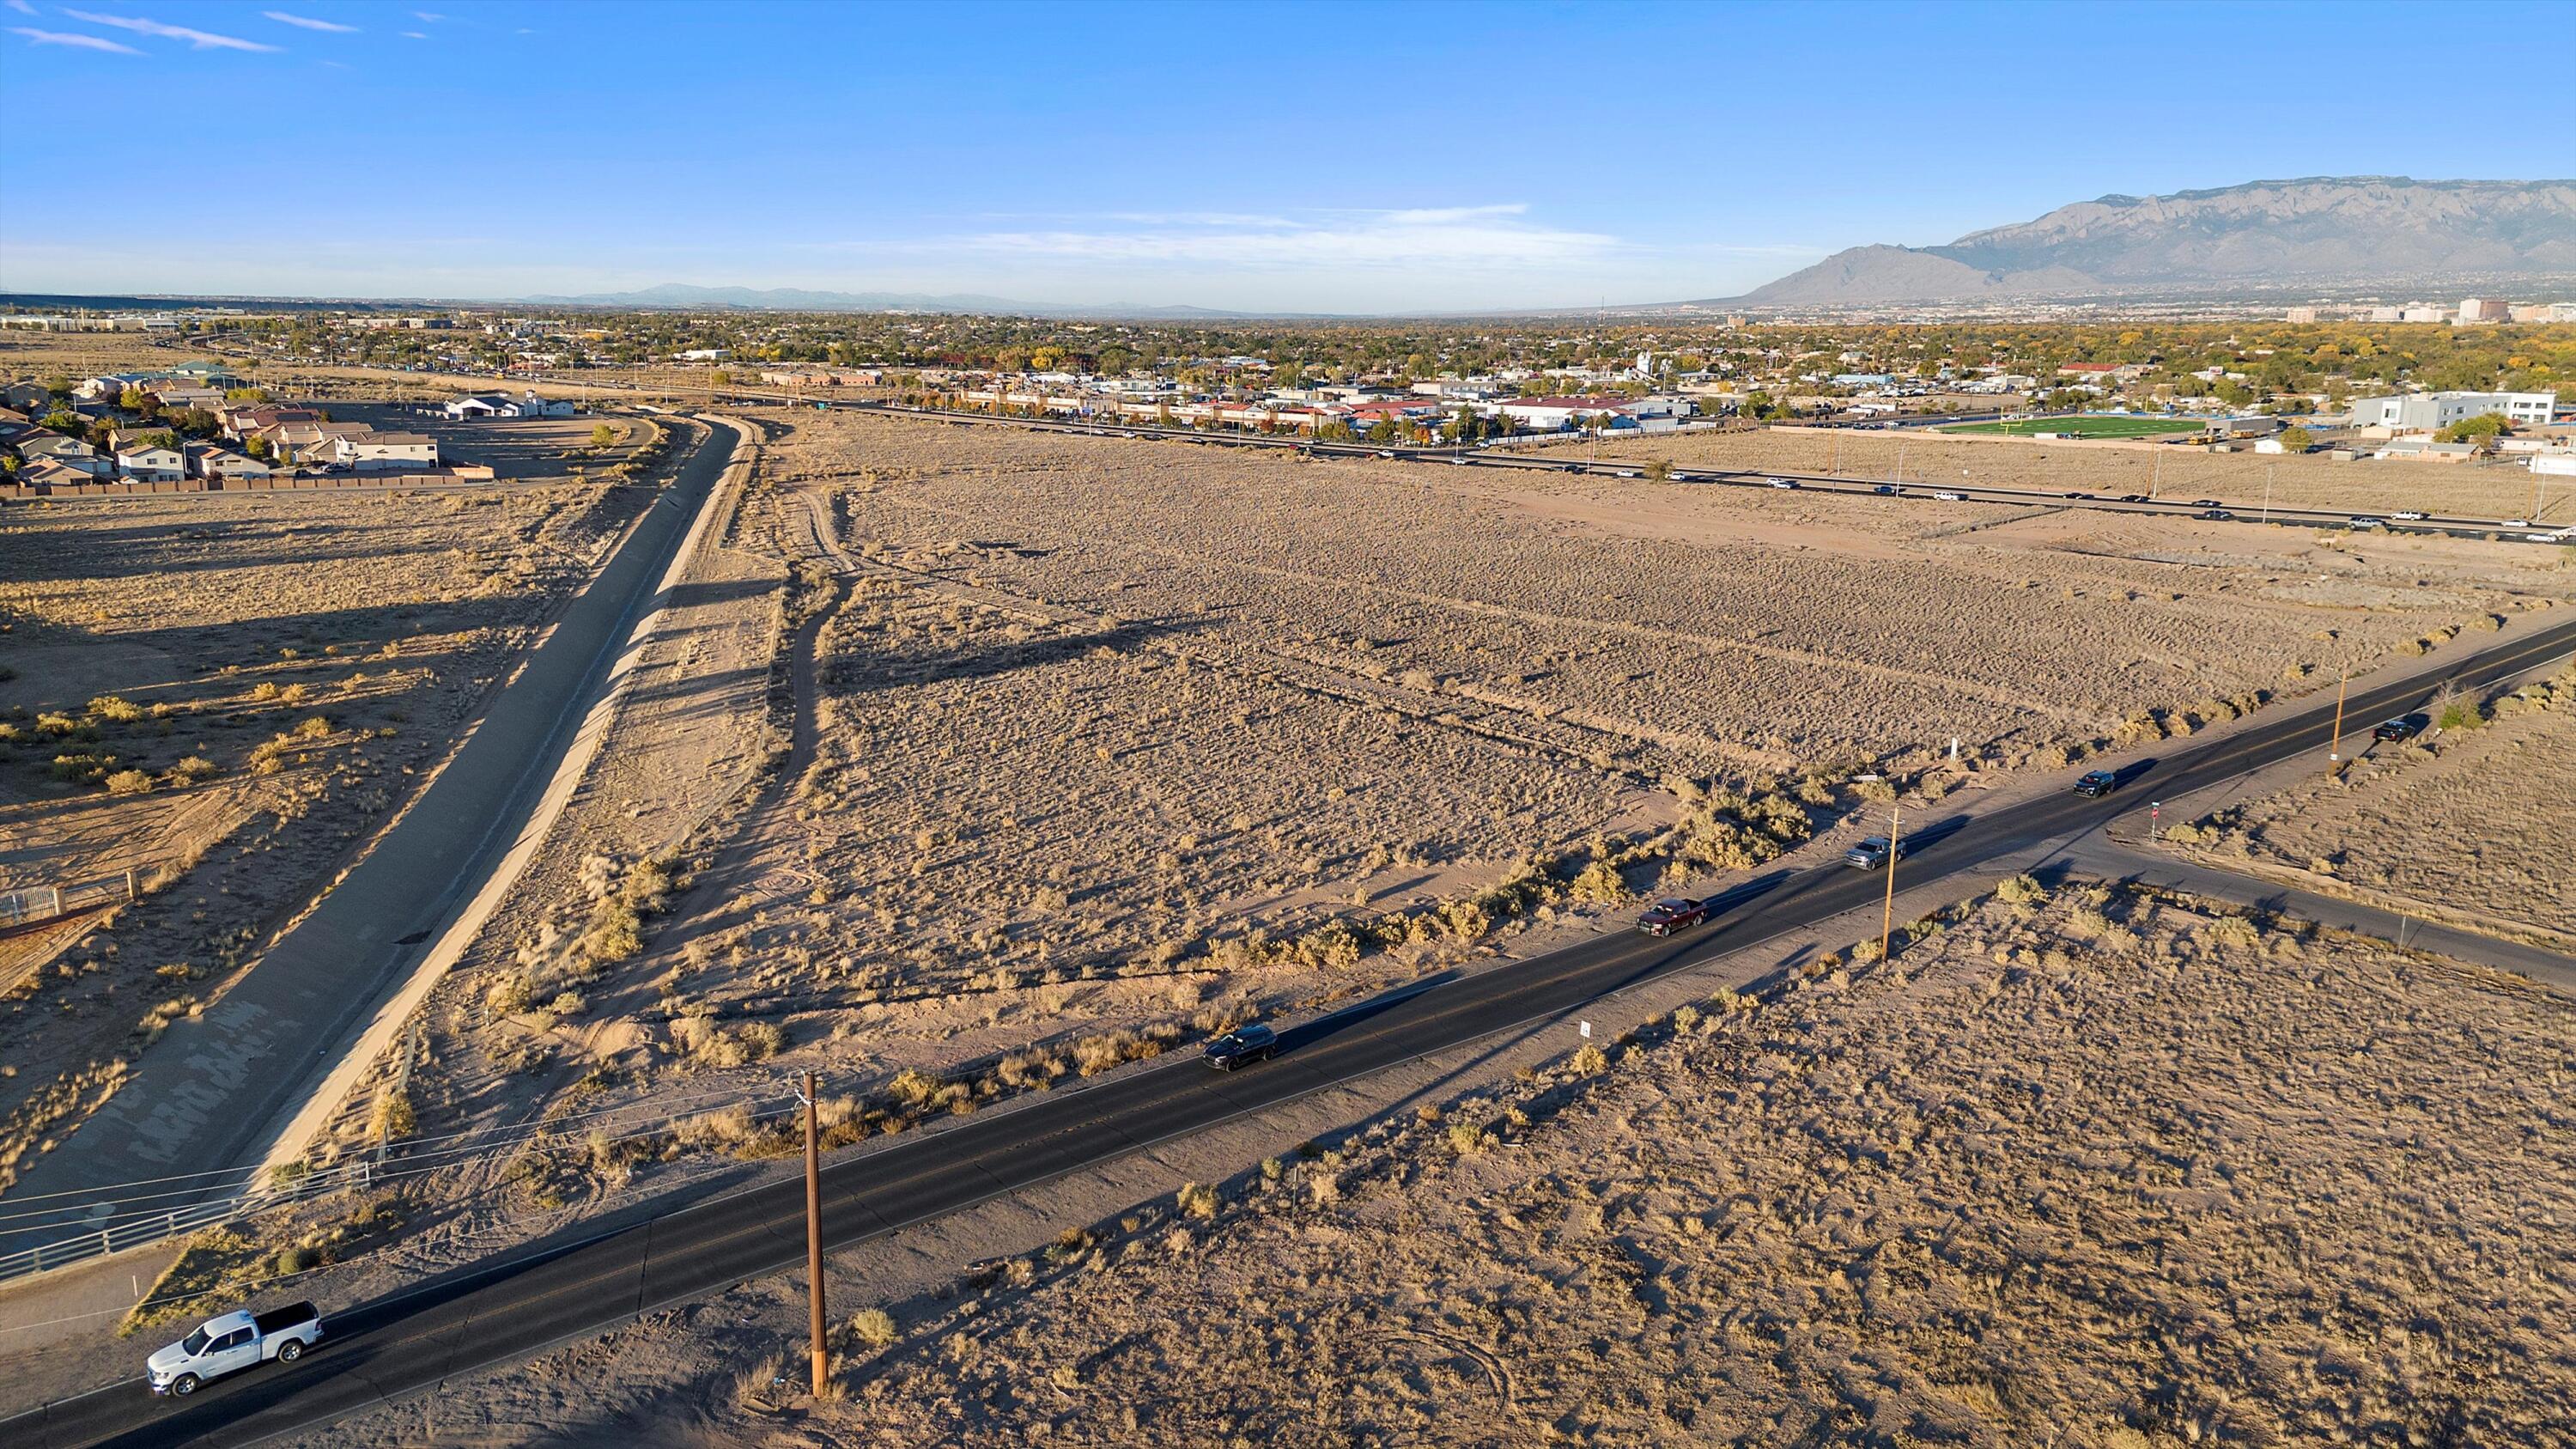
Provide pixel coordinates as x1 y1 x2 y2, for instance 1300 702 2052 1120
1541 427 2570 526
276 411 2565 1252
0 480 653 1192
299 882 2576 1449
16 407 2570 1436
2167 661 2576 941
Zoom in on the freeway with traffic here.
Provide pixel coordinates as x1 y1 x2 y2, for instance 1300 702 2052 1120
12 601 2573 1449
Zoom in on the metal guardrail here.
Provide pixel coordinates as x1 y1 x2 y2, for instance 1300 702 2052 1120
0 1159 380 1285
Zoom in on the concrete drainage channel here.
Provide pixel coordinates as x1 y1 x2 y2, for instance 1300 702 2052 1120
0 418 755 1288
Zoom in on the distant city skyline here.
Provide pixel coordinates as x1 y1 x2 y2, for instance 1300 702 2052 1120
1 0 2565 312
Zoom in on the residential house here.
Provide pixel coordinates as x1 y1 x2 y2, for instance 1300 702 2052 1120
145 385 225 412
15 429 99 466
336 433 438 472
15 457 102 487
3 381 53 412
189 443 270 480
113 440 187 482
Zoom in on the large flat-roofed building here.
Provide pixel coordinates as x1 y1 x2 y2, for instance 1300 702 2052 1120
2348 391 2557 431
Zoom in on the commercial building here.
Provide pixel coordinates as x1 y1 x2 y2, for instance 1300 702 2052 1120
2347 391 2557 432
2456 297 2512 324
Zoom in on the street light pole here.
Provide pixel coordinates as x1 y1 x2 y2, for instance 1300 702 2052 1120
802 1070 827 1397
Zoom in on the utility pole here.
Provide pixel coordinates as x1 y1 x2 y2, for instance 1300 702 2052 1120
802 1070 827 1397
2261 464 2274 525
2328 668 2349 764
2150 448 2162 501
1879 799 1902 964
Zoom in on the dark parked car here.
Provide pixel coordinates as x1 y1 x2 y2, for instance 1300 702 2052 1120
2196 508 2234 521
2119 493 2149 502
2072 769 2118 798
2191 498 2222 508
1844 836 1906 870
1636 897 1710 936
2372 715 2424 742
1871 484 1899 495
1203 1022 1278 1070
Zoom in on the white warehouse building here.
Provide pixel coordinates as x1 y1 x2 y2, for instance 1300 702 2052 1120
2348 391 2557 432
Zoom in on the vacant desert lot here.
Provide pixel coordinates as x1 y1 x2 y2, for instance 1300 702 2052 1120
816 888 2576 1446
1546 426 2567 523
389 410 2567 1196
2183 661 2576 938
0 481 650 1188
358 885 2573 1449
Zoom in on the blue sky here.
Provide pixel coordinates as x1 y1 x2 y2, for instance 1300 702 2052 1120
0 0 2563 312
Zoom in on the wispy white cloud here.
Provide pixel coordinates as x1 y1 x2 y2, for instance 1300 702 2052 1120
4 0 40 15
400 29 424 38
63 9 283 50
10 23 142 52
263 10 358 33
943 204 1620 272
412 9 444 19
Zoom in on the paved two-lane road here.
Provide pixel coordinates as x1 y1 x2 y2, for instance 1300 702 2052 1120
0 422 742 1263
13 609 2575 1448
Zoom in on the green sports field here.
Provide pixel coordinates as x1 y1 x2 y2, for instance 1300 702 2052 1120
1938 415 2208 439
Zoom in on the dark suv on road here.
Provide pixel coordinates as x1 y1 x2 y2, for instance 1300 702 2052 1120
1204 1023 1278 1070
2072 770 2118 798
2372 715 2425 742
1636 898 1710 936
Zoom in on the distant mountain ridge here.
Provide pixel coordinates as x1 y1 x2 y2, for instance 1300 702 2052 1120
1734 176 2576 306
516 283 1257 319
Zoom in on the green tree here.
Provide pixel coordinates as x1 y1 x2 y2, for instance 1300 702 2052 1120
2276 425 2314 452
2436 412 2509 442
591 423 617 447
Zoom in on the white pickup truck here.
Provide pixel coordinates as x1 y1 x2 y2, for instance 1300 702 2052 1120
148 1300 324 1396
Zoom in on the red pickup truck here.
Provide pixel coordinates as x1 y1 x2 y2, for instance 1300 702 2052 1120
1636 898 1710 936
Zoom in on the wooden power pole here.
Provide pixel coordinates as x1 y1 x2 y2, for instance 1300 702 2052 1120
2328 668 2349 764
1879 800 1902 964
803 1069 827 1397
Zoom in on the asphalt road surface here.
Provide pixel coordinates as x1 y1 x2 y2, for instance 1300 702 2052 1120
14 610 2574 1448
0 422 740 1263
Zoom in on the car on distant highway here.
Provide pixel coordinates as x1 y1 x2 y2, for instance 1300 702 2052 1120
1614 469 1639 478
149 1302 323 1396
1768 478 1798 489
2499 518 2530 527
1872 484 1899 495
2393 510 2428 521
1376 449 1398 459
2347 515 2387 529
2118 493 2149 502
2196 508 2234 521
2372 715 2424 742
1932 490 1965 501
2072 769 2118 798
2190 498 2222 508
1451 455 1472 466
1636 897 1710 936
1203 1022 1279 1070
1844 835 1906 870
2063 490 2093 499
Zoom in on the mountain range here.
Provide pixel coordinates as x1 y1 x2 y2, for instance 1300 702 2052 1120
1729 176 2576 307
